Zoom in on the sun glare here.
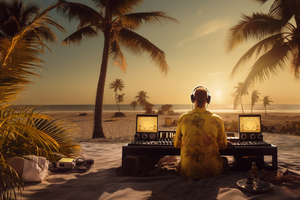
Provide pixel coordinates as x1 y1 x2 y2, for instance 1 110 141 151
215 91 222 96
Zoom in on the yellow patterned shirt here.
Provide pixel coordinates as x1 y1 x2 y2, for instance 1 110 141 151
173 107 227 179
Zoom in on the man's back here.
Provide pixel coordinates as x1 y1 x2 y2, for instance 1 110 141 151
173 107 227 179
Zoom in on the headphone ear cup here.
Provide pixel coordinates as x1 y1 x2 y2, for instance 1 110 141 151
207 96 211 104
191 94 195 103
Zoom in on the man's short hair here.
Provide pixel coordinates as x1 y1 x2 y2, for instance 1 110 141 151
195 87 208 105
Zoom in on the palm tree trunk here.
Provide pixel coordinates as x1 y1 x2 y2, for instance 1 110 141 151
264 105 267 115
115 93 120 112
92 28 111 139
240 97 244 114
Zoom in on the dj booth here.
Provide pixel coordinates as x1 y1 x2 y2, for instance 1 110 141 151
122 114 278 172
122 141 278 171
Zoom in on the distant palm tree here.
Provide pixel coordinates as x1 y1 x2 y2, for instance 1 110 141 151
130 101 137 114
233 82 249 113
251 90 260 114
56 0 178 139
109 79 124 113
226 0 300 97
117 94 125 105
262 95 273 115
135 90 149 109
144 101 154 114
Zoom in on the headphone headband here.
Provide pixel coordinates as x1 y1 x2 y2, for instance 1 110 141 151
190 86 211 104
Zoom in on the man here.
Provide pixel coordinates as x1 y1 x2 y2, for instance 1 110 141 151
173 86 228 179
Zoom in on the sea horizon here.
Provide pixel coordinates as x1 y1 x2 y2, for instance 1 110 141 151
14 104 300 114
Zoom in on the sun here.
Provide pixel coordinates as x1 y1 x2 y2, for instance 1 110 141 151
215 91 222 96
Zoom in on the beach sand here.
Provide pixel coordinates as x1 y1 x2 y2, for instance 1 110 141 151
46 111 300 142
19 111 300 200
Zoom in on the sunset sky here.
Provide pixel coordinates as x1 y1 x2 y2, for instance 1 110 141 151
17 0 300 105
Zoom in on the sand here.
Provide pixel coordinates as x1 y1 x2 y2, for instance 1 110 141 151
46 111 300 142
18 111 300 200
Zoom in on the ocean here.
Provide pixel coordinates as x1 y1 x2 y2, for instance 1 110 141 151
19 104 300 114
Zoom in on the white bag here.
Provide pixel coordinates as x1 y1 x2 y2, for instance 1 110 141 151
22 155 49 182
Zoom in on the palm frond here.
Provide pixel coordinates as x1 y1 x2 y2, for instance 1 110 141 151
241 41 289 88
0 161 23 200
110 40 127 73
229 33 287 78
61 25 99 45
92 0 143 16
57 0 103 27
252 0 268 4
33 117 80 158
115 12 178 29
269 0 296 21
19 2 39 26
290 45 300 79
0 37 41 106
226 12 289 52
117 28 169 75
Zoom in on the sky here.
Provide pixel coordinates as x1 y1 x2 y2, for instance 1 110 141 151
17 0 300 105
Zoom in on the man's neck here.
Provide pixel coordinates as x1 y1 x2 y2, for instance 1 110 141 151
195 102 206 108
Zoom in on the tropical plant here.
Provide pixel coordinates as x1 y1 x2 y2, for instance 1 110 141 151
261 95 273 115
226 0 300 98
56 0 178 138
0 2 80 199
130 101 137 114
144 101 154 114
251 90 260 114
158 104 173 115
117 94 125 105
109 79 124 113
233 82 249 113
0 0 39 40
135 90 149 109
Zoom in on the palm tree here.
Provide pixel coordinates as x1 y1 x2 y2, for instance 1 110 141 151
117 94 125 106
0 0 38 40
0 0 63 44
233 82 249 113
0 2 80 199
0 2 66 109
251 90 260 114
56 0 178 138
226 0 300 98
109 79 124 113
135 90 149 109
262 95 273 115
130 100 137 114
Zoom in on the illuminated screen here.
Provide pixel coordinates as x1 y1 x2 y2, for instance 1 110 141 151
136 115 158 133
239 115 261 133
58 158 75 163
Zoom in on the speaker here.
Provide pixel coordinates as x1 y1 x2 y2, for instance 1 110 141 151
239 133 263 141
134 133 158 141
191 86 211 104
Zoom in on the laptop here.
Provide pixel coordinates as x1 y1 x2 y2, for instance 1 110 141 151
135 114 159 140
238 114 263 141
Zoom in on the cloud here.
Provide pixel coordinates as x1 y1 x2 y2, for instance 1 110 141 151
176 19 229 48
209 72 222 76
